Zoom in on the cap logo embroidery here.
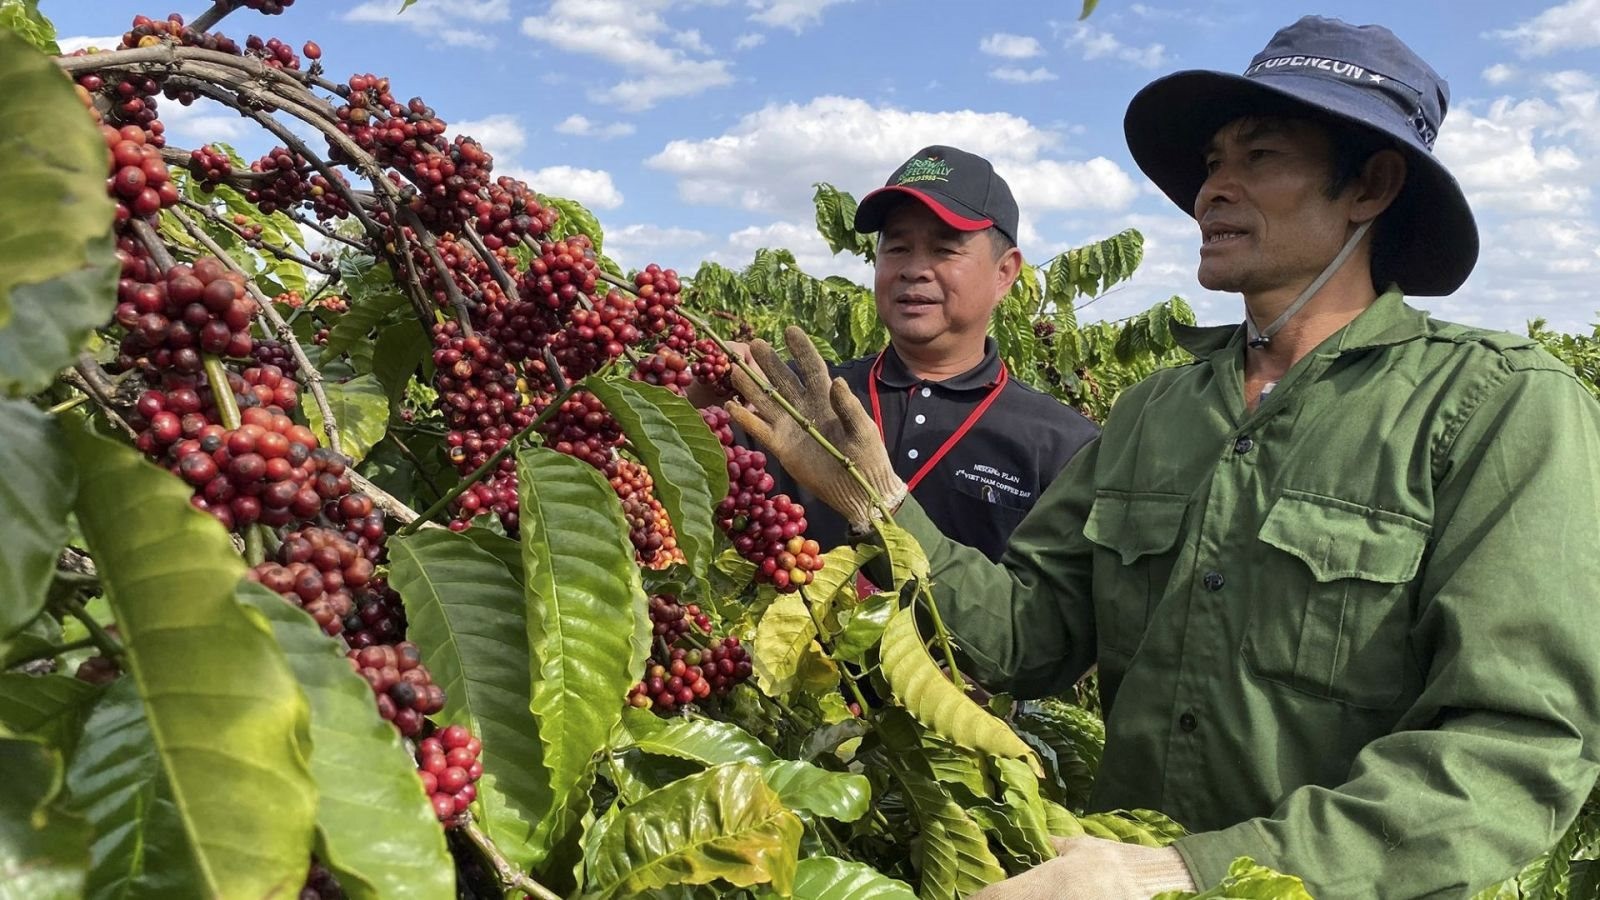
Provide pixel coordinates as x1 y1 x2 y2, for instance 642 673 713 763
1247 55 1371 82
897 157 954 185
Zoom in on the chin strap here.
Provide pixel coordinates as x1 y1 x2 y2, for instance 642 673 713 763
1246 220 1372 349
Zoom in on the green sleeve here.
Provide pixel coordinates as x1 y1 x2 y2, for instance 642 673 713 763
897 436 1101 699
1176 368 1600 897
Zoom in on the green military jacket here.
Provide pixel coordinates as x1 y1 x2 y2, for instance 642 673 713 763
898 290 1600 897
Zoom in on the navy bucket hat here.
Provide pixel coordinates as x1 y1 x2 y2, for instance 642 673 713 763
1123 16 1478 296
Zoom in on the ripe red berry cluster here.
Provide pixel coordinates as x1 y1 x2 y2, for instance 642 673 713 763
647 593 710 643
550 289 641 379
605 457 684 569
250 338 300 378
628 637 751 713
247 147 351 221
689 338 733 396
243 33 300 69
416 724 483 824
249 525 374 634
120 13 243 56
100 122 177 225
632 264 682 338
341 577 407 649
537 391 623 471
630 349 695 394
189 144 233 191
114 255 255 377
346 642 446 738
698 406 824 591
242 0 295 14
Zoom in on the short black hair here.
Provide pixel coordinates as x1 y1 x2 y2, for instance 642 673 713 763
985 225 1015 260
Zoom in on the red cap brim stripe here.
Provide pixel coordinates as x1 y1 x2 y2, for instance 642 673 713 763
861 185 994 231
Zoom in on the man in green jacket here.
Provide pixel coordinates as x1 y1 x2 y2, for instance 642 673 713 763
730 15 1600 899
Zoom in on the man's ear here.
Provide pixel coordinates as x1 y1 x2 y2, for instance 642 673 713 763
1352 148 1407 225
995 245 1024 296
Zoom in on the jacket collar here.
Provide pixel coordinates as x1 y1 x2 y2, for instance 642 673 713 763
1171 287 1428 360
877 337 1005 390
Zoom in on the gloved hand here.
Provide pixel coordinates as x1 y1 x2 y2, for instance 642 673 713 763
968 836 1197 900
727 326 907 532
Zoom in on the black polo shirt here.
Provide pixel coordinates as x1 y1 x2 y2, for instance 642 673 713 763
766 338 1099 561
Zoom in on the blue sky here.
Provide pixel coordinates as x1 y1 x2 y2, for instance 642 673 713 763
49 1 1600 333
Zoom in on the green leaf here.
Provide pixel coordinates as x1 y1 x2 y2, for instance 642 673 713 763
752 546 875 697
1078 809 1186 847
0 31 115 340
967 757 1056 867
876 521 929 589
0 402 75 639
240 582 454 900
833 591 893 664
373 321 431 412
1011 698 1104 808
516 447 650 858
1080 0 1101 19
582 763 802 899
879 603 1042 774
542 194 606 254
0 0 61 53
0 674 99 760
895 762 1005 897
617 707 777 766
1152 857 1313 900
63 423 317 898
0 732 88 899
64 678 205 900
759 856 917 900
759 760 870 823
583 378 726 589
323 257 408 356
0 233 119 399
388 529 555 870
309 374 390 463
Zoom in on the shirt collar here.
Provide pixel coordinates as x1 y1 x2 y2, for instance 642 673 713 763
1171 287 1428 360
877 338 1005 390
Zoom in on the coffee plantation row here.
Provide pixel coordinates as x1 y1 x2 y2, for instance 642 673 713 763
0 2 1593 897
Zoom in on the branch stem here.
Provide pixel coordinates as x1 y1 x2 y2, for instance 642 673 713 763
395 384 575 535
58 597 123 663
202 354 242 430
460 819 562 900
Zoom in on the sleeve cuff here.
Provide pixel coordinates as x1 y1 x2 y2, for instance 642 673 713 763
1172 821 1279 890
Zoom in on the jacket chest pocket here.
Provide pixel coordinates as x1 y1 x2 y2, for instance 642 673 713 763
1083 491 1188 656
1243 491 1428 709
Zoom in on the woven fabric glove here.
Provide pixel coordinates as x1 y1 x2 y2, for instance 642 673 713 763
727 326 906 532
968 836 1197 900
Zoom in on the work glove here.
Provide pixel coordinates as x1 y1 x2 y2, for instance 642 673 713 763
968 836 1196 900
727 326 906 532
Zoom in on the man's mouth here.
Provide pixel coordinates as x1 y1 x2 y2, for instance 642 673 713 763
1204 230 1248 245
897 295 939 306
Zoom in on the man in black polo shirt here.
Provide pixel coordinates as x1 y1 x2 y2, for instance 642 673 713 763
763 146 1098 560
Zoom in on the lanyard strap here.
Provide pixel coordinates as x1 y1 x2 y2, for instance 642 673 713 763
867 350 1009 492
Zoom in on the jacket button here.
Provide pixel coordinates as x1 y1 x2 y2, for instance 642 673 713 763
1179 711 1199 732
1233 436 1254 454
1202 571 1225 591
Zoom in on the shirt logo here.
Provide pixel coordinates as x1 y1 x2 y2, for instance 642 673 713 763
956 463 1033 504
897 156 954 186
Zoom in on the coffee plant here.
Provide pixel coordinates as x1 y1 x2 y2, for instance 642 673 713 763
1 2 1594 898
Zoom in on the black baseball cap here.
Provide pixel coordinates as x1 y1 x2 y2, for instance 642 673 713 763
854 145 1020 246
1124 16 1478 296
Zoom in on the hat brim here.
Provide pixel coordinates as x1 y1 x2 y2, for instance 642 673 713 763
1123 69 1478 296
854 185 995 235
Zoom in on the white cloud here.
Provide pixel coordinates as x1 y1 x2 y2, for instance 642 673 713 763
344 0 510 48
521 1 734 111
1437 98 1591 215
1491 0 1600 57
746 0 853 33
154 96 249 145
990 66 1058 84
734 33 767 50
1058 22 1168 68
713 220 874 281
554 114 637 139
450 114 527 164
605 223 714 271
1483 63 1518 85
56 35 122 54
644 96 1140 251
675 29 713 55
980 33 1043 59
514 166 625 209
